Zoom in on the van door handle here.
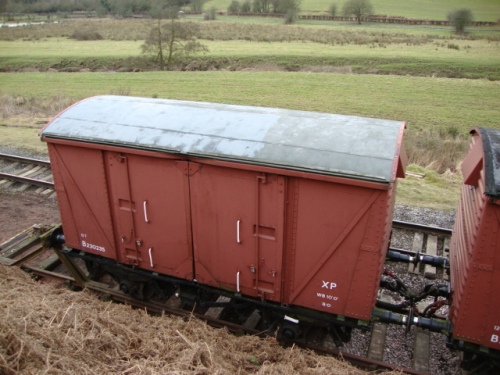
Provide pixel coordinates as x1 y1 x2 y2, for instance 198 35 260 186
143 200 150 223
236 220 241 244
148 247 154 267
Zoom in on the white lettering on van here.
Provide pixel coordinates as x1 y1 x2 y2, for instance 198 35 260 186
321 280 337 289
81 240 106 253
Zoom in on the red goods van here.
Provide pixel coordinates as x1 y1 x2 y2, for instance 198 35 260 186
450 127 500 351
41 96 407 320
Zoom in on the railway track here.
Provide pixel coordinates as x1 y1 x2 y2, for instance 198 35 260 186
0 152 54 194
0 219 454 374
375 220 454 373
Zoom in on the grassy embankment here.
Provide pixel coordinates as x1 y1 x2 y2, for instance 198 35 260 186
0 15 499 209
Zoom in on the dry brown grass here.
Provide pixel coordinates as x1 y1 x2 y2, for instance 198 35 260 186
405 129 469 173
0 18 151 42
0 264 380 374
0 94 74 125
0 95 73 155
0 17 439 46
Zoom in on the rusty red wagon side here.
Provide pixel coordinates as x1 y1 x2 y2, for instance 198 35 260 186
40 95 407 321
450 127 500 352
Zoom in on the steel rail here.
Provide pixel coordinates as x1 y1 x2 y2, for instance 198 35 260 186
0 171 54 188
392 219 452 236
0 152 53 188
294 339 430 375
0 152 50 167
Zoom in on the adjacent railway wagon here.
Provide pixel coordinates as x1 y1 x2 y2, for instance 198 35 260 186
449 127 500 359
40 95 407 322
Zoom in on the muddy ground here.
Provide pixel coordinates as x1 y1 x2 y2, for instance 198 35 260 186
0 190 60 243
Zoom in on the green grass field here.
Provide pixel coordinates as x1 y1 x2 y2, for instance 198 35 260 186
2 37 498 71
1 71 498 129
206 0 500 21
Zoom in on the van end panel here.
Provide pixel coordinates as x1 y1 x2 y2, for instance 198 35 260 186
47 143 116 259
283 178 392 319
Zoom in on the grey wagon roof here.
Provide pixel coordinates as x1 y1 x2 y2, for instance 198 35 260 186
478 127 500 199
41 95 405 183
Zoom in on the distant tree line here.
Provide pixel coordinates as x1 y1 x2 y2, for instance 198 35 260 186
1 0 476 33
0 0 198 16
1 0 303 24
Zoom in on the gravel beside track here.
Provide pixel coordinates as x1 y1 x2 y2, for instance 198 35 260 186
0 146 49 162
342 205 459 374
394 205 455 229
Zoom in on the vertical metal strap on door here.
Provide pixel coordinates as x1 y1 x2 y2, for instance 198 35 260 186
121 154 133 225
119 153 135 244
254 174 267 289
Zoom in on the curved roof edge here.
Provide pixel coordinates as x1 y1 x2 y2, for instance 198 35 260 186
41 95 407 184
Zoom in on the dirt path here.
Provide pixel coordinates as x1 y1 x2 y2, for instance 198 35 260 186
0 190 60 243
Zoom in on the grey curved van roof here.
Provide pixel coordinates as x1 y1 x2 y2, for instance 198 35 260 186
41 96 406 183
478 127 500 199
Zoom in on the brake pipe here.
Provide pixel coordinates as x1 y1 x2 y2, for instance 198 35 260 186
372 308 451 335
387 249 449 269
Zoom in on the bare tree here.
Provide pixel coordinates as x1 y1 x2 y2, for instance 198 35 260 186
342 0 373 25
279 0 301 24
142 19 208 71
448 8 473 34
328 3 337 17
